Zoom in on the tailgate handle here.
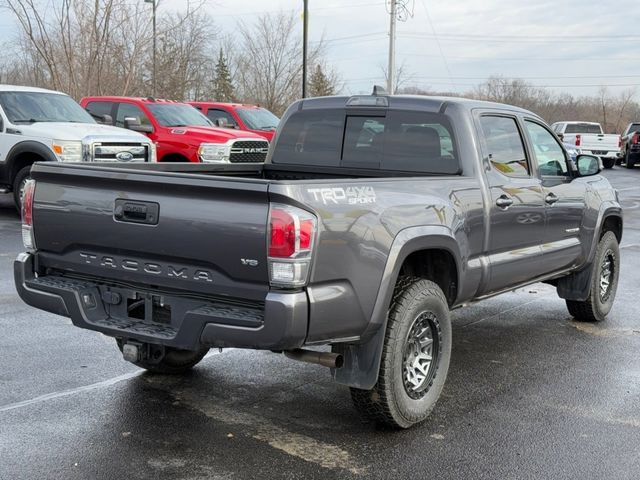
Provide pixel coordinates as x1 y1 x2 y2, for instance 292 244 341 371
114 199 159 225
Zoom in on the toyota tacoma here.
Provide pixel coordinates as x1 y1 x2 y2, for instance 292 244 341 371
15 92 622 428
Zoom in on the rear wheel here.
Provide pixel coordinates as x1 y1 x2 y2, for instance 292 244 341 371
566 231 620 322
13 166 32 212
116 339 209 374
602 157 615 169
626 153 636 169
350 278 452 429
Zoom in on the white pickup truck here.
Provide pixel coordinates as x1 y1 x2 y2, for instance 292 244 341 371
551 121 621 169
0 85 156 210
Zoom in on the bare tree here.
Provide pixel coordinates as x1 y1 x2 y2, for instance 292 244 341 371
381 61 413 94
235 12 330 115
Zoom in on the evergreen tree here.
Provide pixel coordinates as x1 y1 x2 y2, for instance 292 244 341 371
308 64 336 98
212 49 235 102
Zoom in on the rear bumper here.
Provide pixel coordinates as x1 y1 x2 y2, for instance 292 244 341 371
14 253 308 351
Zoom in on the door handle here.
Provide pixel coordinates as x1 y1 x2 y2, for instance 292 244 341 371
545 193 559 205
496 195 513 208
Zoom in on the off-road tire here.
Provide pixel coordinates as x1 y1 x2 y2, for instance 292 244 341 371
566 231 620 322
626 153 636 169
350 278 452 429
13 166 32 212
117 339 209 374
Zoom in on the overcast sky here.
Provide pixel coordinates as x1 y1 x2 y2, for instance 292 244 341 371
194 0 640 97
2 0 639 97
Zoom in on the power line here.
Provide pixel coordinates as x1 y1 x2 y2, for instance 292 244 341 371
418 0 455 90
212 2 385 18
399 33 640 43
342 79 640 88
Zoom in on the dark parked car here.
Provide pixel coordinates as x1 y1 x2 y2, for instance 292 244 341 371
620 122 640 169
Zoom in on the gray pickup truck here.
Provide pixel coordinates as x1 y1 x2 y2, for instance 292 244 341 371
15 92 623 429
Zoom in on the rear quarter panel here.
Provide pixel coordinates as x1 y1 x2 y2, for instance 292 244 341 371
270 176 486 343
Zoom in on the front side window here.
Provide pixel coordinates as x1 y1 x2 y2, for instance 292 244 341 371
85 101 114 124
525 121 569 176
480 115 529 177
116 103 151 128
0 92 95 124
147 104 212 127
236 108 280 131
206 108 238 127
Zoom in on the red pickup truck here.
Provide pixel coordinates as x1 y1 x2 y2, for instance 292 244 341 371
188 102 279 142
80 97 270 163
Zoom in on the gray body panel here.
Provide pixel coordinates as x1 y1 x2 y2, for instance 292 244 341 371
15 95 622 388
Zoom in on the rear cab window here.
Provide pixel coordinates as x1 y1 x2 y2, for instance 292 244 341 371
564 123 602 134
272 109 460 174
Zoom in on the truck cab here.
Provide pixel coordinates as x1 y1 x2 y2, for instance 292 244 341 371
80 97 270 164
188 102 279 142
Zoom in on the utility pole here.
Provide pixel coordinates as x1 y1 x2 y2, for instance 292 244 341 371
302 0 309 98
145 0 157 97
387 0 397 94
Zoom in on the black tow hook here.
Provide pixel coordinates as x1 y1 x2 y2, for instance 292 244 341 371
284 349 344 369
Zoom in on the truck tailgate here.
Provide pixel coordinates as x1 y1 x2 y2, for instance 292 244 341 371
30 164 271 302
579 134 620 152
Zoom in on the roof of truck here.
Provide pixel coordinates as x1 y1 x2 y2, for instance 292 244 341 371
188 101 265 110
81 96 185 104
0 84 67 95
298 94 539 118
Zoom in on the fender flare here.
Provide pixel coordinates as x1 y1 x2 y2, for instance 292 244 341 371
2 141 57 185
332 226 462 390
557 203 623 302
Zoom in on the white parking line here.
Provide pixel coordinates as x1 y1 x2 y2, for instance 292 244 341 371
0 370 143 414
0 348 229 414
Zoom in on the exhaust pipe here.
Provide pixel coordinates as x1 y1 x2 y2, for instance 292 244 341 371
284 349 344 369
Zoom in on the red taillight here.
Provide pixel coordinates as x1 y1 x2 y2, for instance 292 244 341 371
575 134 581 147
633 133 639 145
22 179 35 226
268 205 316 258
21 179 36 250
267 204 317 287
269 208 296 258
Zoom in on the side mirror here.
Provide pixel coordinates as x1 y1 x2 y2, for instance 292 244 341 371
557 133 564 141
214 117 229 128
576 154 601 177
124 116 153 133
100 114 113 125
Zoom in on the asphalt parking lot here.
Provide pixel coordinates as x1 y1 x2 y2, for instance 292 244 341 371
1 168 639 480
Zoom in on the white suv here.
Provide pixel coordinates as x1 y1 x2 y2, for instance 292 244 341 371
0 85 155 209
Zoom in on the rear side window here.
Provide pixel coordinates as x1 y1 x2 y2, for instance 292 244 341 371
480 116 529 177
273 109 459 174
85 101 113 124
564 123 602 134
